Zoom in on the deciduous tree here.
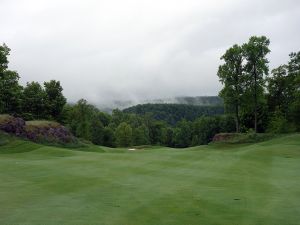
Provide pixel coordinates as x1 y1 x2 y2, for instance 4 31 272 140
243 36 270 132
218 44 244 132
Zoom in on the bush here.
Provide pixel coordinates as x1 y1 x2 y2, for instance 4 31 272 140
267 110 295 134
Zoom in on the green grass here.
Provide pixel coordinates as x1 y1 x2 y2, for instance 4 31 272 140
0 133 300 225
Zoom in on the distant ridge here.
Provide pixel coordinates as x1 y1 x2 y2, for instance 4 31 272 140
99 96 223 113
123 103 224 125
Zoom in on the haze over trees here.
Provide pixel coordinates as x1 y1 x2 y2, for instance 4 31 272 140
1 36 299 147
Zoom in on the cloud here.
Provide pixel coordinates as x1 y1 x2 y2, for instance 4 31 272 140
1 0 300 105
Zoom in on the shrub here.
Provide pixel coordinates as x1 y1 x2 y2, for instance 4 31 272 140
267 110 295 134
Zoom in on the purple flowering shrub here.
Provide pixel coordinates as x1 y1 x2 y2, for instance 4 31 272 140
0 115 76 144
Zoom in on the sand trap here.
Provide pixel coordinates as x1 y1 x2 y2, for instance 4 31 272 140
128 148 136 151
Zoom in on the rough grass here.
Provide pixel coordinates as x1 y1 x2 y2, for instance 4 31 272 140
0 133 300 225
25 120 61 129
0 114 13 124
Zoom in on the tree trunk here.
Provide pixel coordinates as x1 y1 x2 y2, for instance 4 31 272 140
234 67 240 133
235 104 240 133
254 67 258 133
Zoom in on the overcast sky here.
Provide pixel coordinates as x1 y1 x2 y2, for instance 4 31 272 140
1 0 299 105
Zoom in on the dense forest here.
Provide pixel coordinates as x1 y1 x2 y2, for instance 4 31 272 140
123 104 224 125
0 35 299 148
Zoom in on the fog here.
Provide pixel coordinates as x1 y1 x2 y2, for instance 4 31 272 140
1 0 299 106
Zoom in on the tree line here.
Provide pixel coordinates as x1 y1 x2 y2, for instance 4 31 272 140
0 44 66 121
0 43 234 147
218 36 300 133
1 36 299 148
60 100 235 147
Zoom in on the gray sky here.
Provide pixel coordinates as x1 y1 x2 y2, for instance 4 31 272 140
1 0 299 105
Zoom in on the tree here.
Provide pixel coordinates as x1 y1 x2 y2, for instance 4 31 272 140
243 36 270 132
0 70 22 114
173 120 192 147
218 115 236 133
66 99 98 140
218 44 244 132
0 43 10 72
192 116 220 145
267 108 295 134
115 122 132 147
97 111 112 127
0 44 23 114
287 52 300 130
165 127 174 147
103 127 115 147
44 80 66 120
267 65 292 115
132 125 150 146
22 82 46 119
91 119 104 145
148 121 167 145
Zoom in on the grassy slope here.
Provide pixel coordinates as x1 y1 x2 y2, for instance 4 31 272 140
0 134 300 225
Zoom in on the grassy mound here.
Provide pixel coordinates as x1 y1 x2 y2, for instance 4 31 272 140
0 134 300 224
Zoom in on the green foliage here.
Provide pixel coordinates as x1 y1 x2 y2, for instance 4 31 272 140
242 36 270 132
218 44 244 132
65 99 98 140
124 104 224 125
115 122 132 147
132 125 150 146
192 116 220 145
102 127 115 147
0 44 22 114
0 43 10 72
0 44 66 120
267 65 292 114
0 70 22 114
22 82 46 119
267 109 295 134
218 36 274 133
90 119 104 145
44 80 66 120
287 52 300 131
265 51 300 132
1 41 299 149
173 120 192 147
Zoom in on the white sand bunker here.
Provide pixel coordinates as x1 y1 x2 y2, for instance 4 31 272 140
128 148 136 151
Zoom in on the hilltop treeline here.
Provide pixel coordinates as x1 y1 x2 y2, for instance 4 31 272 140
1 36 299 148
123 104 224 125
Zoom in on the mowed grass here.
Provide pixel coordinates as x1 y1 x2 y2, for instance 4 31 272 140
0 133 300 225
